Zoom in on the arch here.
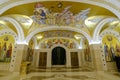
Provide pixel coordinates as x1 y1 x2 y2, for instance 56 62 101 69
50 44 68 55
105 0 120 8
99 29 120 42
0 0 9 5
0 0 120 18
38 37 79 49
0 17 24 42
93 17 118 41
0 29 17 43
52 46 66 65
25 26 92 43
50 44 70 67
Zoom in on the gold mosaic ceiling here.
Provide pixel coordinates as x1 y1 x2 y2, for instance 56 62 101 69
0 1 119 43
1 1 116 17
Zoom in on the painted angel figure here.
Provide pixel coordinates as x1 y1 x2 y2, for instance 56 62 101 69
75 8 91 24
59 6 74 25
32 3 47 24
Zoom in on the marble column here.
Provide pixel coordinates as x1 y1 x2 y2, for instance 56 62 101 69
90 44 105 71
47 49 51 68
31 49 39 67
80 49 85 67
9 44 28 73
66 51 71 68
78 49 82 67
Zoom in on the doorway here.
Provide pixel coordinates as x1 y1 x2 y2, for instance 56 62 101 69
52 46 66 65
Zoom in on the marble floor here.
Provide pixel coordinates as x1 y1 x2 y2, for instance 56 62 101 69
0 69 120 80
30 67 92 72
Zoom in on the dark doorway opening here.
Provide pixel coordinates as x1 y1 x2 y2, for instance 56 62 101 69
52 46 66 65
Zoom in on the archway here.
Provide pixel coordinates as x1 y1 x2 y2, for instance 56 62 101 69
52 46 66 65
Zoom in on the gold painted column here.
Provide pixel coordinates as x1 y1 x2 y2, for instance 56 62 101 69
90 44 105 71
9 44 28 74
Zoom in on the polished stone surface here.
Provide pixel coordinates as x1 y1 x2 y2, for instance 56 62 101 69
0 70 120 80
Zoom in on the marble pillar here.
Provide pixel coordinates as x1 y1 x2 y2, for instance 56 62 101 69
90 44 105 71
9 44 28 73
31 49 39 67
47 49 51 68
66 50 71 68
81 49 85 66
78 49 83 67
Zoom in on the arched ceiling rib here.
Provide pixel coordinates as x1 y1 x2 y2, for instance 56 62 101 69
0 16 25 41
25 26 92 43
93 17 118 41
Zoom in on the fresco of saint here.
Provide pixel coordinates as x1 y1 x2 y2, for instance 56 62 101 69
0 42 7 62
104 43 109 61
6 43 12 62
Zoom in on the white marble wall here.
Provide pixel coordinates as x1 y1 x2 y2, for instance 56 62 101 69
32 45 81 68
9 43 118 73
0 63 10 71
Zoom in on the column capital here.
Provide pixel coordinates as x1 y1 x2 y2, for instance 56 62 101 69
16 41 28 45
89 40 101 45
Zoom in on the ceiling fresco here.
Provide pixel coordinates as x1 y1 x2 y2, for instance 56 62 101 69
1 1 116 17
40 38 77 49
0 1 119 46
35 30 82 44
0 19 18 34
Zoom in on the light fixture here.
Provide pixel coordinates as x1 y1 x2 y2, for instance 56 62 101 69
74 34 81 40
36 35 43 39
16 41 28 45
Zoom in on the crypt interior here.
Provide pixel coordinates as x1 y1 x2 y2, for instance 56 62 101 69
0 0 120 80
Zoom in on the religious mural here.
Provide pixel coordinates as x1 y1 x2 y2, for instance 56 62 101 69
31 2 90 26
83 38 91 61
37 30 80 43
102 35 120 62
40 39 76 49
43 30 74 38
0 35 14 62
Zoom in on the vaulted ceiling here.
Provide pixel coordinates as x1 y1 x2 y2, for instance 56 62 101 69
0 0 120 48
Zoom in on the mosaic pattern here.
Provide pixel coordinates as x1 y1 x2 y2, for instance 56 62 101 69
0 35 14 62
102 35 120 62
31 3 90 26
43 31 74 38
40 39 76 49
